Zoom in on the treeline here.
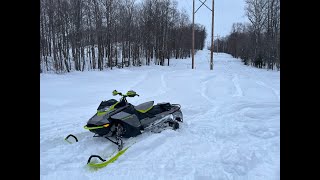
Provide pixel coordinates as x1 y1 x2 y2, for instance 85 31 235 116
214 0 280 70
40 0 206 73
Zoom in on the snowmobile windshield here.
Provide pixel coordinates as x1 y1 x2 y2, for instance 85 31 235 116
114 97 127 109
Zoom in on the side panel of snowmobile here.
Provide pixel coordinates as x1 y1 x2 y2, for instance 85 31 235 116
111 112 141 128
87 105 129 126
140 105 182 128
139 117 154 127
140 113 172 128
87 113 111 126
110 111 142 138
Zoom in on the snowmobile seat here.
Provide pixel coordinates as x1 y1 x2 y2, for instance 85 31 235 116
134 101 154 113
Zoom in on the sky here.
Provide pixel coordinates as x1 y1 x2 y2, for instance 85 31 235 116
178 0 249 40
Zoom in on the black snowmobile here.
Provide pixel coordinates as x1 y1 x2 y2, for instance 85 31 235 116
82 90 183 150
64 90 182 168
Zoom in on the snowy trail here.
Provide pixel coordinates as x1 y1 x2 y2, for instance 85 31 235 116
232 74 243 97
256 81 280 101
40 50 280 180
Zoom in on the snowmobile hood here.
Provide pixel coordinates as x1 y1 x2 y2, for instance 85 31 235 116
87 112 111 126
87 104 129 126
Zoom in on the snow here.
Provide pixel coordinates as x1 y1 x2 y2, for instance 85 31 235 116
40 50 280 180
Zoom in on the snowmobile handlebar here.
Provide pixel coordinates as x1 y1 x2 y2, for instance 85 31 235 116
112 90 139 97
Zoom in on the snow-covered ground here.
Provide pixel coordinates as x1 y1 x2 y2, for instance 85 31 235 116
40 50 280 180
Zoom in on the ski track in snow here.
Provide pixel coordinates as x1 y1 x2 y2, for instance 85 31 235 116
200 75 216 104
256 80 280 101
40 50 280 180
160 71 169 94
232 74 243 97
128 70 150 90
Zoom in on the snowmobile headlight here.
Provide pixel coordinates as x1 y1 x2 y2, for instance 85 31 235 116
103 124 110 127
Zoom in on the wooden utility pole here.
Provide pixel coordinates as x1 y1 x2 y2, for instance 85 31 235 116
210 0 214 70
192 0 214 70
192 0 195 69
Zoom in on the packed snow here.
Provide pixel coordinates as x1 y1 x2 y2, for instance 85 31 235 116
40 50 280 180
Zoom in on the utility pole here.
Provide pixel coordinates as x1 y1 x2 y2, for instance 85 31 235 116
192 0 214 70
192 0 195 69
210 0 214 70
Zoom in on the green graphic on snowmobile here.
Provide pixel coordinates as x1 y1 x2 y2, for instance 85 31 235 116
121 114 134 120
97 101 119 116
83 123 109 130
134 101 154 113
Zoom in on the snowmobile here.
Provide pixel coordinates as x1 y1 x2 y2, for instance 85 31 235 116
83 90 183 149
65 90 183 167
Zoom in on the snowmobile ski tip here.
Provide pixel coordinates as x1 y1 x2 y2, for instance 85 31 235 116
64 134 78 144
87 146 130 170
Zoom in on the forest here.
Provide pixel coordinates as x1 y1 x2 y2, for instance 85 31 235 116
213 0 280 70
40 0 206 73
40 0 280 73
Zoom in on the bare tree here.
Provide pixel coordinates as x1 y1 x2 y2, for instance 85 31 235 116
40 0 207 73
217 0 279 70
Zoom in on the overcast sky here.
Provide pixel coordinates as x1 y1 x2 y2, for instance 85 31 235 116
178 0 249 40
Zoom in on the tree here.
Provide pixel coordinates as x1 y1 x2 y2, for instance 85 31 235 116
40 0 207 73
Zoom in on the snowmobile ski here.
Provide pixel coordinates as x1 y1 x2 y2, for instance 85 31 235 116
87 146 130 170
64 134 78 144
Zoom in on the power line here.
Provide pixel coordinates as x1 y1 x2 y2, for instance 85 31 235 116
192 0 214 70
195 0 212 13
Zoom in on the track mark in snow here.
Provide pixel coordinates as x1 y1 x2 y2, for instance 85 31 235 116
256 81 280 101
123 132 171 161
220 146 261 178
187 123 217 143
200 75 216 104
232 74 243 97
144 71 172 101
161 73 167 89
160 72 169 94
129 70 151 90
245 125 279 139
214 101 279 120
